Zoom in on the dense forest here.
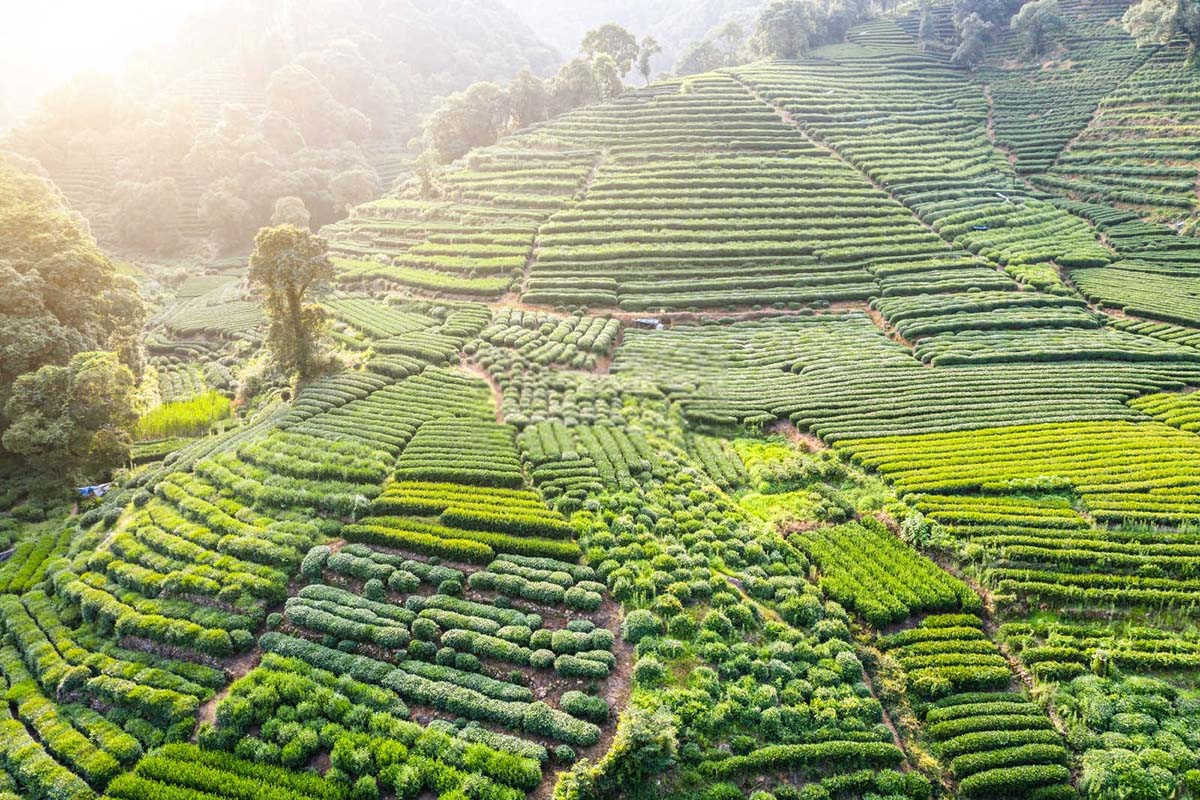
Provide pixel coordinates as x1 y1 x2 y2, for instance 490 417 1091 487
6 0 1200 799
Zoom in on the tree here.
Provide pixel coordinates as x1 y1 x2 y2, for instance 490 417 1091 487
2 351 137 485
753 0 816 59
951 12 993 68
248 225 334 379
717 21 747 63
0 160 145 412
266 63 370 148
198 182 253 250
918 0 936 49
113 177 183 253
508 69 549 129
592 54 624 101
413 149 439 199
818 0 861 43
1011 0 1066 56
552 705 677 800
549 58 605 115
260 110 306 154
952 0 1021 30
423 81 510 162
676 40 726 76
329 168 379 211
1123 0 1200 51
581 23 640 77
271 196 311 228
637 36 663 85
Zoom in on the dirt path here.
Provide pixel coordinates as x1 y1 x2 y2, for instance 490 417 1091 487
730 73 944 239
98 506 136 552
929 557 1071 737
531 599 634 800
866 307 916 351
461 358 506 423
982 83 1024 177
860 665 911 771
767 419 827 451
193 647 262 732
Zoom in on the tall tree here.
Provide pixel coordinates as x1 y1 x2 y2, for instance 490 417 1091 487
818 0 859 44
113 177 183 253
270 196 311 228
951 12 993 67
676 40 726 75
717 21 747 64
198 181 253 250
422 81 510 162
508 69 550 128
0 159 145 411
918 0 936 49
2 351 137 486
581 23 640 77
1011 0 1066 56
952 0 1021 31
592 54 624 100
1122 0 1200 52
637 36 663 85
329 168 380 211
753 0 816 59
549 58 605 115
248 225 334 379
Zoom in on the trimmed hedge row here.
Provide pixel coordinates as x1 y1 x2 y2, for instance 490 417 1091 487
701 741 904 779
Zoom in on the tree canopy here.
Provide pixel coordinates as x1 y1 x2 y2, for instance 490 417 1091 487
952 11 994 67
1123 0 1200 51
2 350 138 485
1011 0 1067 57
582 23 641 77
0 159 145 415
750 0 863 59
270 196 312 229
637 36 663 85
423 82 512 163
753 0 816 58
248 224 334 380
421 22 653 164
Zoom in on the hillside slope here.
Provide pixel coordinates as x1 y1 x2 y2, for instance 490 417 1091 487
6 8 1200 800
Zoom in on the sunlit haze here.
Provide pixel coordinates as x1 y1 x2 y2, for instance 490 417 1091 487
4 2 1196 796
3 1 202 106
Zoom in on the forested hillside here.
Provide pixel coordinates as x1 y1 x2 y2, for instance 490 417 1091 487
1 0 559 255
6 0 1200 799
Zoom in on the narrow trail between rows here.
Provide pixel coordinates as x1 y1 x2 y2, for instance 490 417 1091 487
193 648 262 731
516 148 608 298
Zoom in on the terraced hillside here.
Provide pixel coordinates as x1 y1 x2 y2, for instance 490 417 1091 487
11 4 1200 800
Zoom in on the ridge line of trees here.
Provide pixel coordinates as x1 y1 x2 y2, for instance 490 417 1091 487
420 1 878 167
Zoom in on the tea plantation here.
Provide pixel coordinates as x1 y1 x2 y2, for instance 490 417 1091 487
7 2 1200 799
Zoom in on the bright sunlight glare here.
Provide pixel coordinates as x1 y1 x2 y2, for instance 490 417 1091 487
4 1 204 85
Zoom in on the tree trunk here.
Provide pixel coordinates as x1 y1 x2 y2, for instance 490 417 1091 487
286 286 309 376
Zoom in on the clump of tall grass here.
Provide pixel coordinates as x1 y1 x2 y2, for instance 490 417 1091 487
136 390 231 440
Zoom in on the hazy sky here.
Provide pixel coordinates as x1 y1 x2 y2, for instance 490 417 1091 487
3 0 205 114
